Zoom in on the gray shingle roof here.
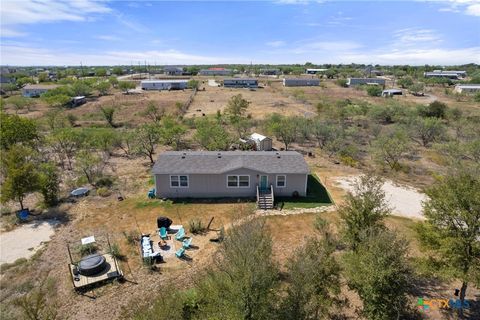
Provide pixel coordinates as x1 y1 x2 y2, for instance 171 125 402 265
152 151 309 175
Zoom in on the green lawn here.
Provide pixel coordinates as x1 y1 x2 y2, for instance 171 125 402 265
276 174 333 209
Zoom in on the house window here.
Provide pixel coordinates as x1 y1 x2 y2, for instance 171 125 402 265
276 175 286 188
170 175 188 188
227 175 250 188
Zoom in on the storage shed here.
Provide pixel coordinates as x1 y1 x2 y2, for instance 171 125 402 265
454 84 480 94
141 80 188 90
346 78 386 86
249 133 272 151
283 78 320 87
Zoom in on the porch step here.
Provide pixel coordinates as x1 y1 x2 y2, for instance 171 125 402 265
257 194 274 209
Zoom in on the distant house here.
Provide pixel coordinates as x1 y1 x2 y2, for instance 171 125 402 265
283 78 320 87
199 68 233 76
364 66 384 76
260 69 280 76
223 78 258 88
305 68 328 74
382 89 402 97
433 70 467 78
347 78 386 86
454 84 480 94
163 66 184 75
141 79 188 90
152 151 309 208
22 84 59 97
423 71 462 80
249 133 272 151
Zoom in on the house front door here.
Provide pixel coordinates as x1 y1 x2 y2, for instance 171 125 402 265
260 175 268 191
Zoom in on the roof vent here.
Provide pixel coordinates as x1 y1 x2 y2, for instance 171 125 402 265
217 152 222 158
276 152 281 159
181 152 186 159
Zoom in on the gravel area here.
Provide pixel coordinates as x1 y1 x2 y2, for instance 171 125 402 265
334 176 427 220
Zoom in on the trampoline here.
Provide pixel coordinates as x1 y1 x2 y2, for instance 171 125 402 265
78 254 107 276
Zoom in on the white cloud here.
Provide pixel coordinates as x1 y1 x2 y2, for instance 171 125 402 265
95 35 121 42
266 40 286 47
436 0 480 16
291 40 362 54
0 44 244 65
1 0 111 37
393 28 443 45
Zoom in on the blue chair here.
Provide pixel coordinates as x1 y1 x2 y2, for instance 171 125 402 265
182 238 192 249
147 188 156 199
159 227 168 240
175 247 185 258
175 227 185 241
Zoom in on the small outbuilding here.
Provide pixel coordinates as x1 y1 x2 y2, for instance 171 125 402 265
305 68 328 74
283 78 320 87
347 78 386 86
249 133 272 151
141 80 188 90
163 66 184 75
382 89 402 97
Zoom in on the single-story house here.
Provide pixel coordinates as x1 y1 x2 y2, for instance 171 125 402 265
283 78 320 87
305 68 328 74
199 68 233 76
223 78 258 88
163 66 184 75
347 78 386 86
454 84 480 94
249 133 272 151
382 89 403 97
152 151 309 201
433 70 466 78
141 79 188 90
22 84 59 97
423 72 460 80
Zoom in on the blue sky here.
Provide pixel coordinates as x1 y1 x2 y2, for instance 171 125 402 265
1 0 479 66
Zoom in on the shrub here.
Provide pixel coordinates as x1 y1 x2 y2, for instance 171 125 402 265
123 231 137 246
366 85 382 97
109 243 125 260
189 218 206 234
340 155 358 167
335 79 348 87
78 243 97 256
96 176 114 188
97 187 111 197
474 92 480 102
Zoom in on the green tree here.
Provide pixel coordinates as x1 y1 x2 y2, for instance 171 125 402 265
418 171 480 318
47 128 84 170
187 79 200 89
339 174 390 250
279 234 341 319
38 72 48 82
39 163 60 207
95 81 111 96
343 229 412 320
118 81 136 94
108 76 119 87
194 118 231 151
335 79 348 87
1 146 40 210
43 94 71 108
100 106 116 127
372 128 411 170
7 96 33 114
408 82 424 95
112 67 123 75
71 81 92 96
75 150 106 186
0 113 38 150
266 114 297 150
419 100 448 118
95 68 107 77
141 101 165 123
408 117 446 147
134 123 161 163
397 76 414 88
159 116 187 150
196 218 278 320
225 94 249 121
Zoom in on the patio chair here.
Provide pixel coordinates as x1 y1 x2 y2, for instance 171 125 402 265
175 247 186 258
159 227 168 240
175 227 185 241
182 237 192 249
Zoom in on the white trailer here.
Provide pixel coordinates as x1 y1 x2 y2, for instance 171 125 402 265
141 80 188 90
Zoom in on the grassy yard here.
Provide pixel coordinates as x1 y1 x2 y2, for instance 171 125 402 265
277 174 333 209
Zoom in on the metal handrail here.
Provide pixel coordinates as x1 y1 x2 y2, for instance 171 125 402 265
256 185 259 206
270 184 274 207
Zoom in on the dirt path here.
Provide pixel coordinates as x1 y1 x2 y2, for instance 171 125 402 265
0 220 59 264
